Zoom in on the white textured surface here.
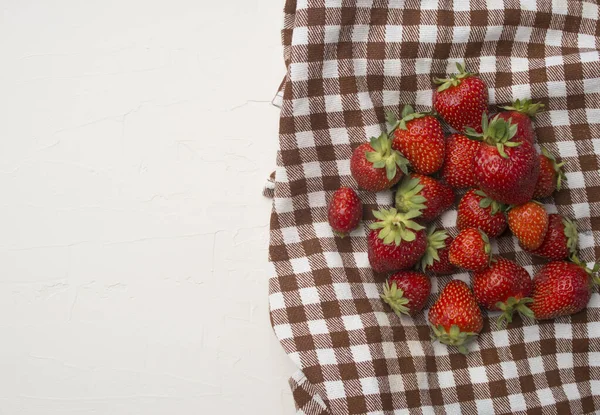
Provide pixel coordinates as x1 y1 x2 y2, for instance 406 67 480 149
0 1 296 414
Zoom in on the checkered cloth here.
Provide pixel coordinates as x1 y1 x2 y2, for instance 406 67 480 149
267 1 600 413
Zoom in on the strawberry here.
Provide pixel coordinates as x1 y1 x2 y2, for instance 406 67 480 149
420 228 457 275
457 189 507 237
327 187 362 237
433 63 489 133
428 280 483 355
381 271 431 317
395 173 454 222
440 133 481 189
350 132 409 192
497 99 544 146
466 114 540 205
507 201 549 251
531 258 599 320
533 146 566 199
386 105 445 175
367 208 427 273
448 228 492 272
472 257 533 328
529 214 578 261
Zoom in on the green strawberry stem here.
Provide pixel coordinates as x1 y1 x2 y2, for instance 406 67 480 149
433 62 474 92
385 105 427 132
541 146 567 191
499 98 545 118
495 297 534 329
395 174 426 213
364 132 409 181
474 190 507 215
420 227 448 271
465 114 520 159
369 208 425 246
430 324 478 355
380 282 410 316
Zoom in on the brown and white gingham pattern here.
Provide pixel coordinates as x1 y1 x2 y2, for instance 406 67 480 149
267 1 600 413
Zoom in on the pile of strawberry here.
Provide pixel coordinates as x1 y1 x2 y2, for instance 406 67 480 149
327 63 599 355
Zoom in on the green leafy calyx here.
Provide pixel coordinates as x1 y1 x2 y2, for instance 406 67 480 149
380 282 410 317
474 190 507 215
420 227 449 271
395 174 427 213
465 114 520 159
480 230 494 266
369 207 425 246
495 297 534 329
386 105 427 132
365 132 410 181
430 324 478 355
499 98 545 118
541 146 567 191
570 254 600 285
562 217 578 257
433 62 474 93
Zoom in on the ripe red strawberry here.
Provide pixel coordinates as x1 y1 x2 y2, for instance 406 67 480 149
457 189 507 237
381 271 431 317
387 105 445 175
467 114 540 205
420 228 457 275
448 228 492 272
529 214 578 261
497 99 544 146
507 201 549 251
433 63 489 133
533 146 567 199
395 173 454 222
531 259 599 320
350 132 409 192
367 208 427 273
428 280 483 355
472 257 533 328
441 133 481 189
327 187 362 237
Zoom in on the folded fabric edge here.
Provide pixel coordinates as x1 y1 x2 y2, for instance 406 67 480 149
290 370 332 415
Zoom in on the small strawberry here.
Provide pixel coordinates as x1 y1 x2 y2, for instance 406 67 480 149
381 271 431 317
327 187 362 237
433 63 489 133
448 228 492 272
507 201 549 251
533 146 566 199
457 189 507 237
367 208 427 273
386 105 445 175
531 257 599 320
440 133 481 189
472 257 533 328
497 98 544 146
350 132 409 192
466 114 540 205
420 228 457 275
529 214 578 261
395 173 454 222
428 280 483 355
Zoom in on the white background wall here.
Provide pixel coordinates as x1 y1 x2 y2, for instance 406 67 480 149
0 1 296 413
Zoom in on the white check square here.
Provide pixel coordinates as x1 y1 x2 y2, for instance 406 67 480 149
343 315 364 331
308 319 329 335
351 344 372 362
316 348 337 365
